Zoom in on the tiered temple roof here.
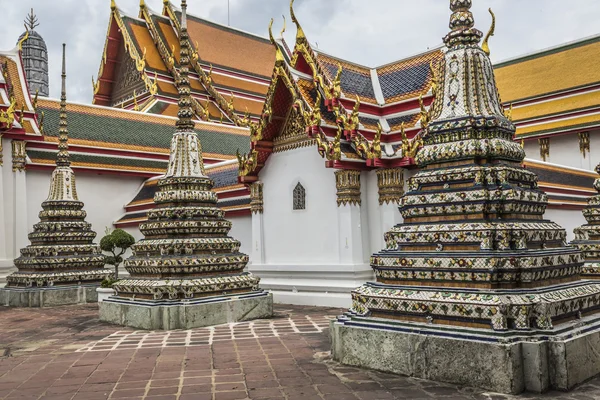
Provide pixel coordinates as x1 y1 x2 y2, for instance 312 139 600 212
5 45 112 288
93 0 276 127
340 0 600 332
113 1 260 301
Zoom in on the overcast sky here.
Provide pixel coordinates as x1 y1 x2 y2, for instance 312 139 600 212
1 0 599 103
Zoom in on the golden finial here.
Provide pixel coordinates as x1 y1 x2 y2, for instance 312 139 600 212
419 94 430 129
32 89 39 111
505 103 513 121
290 0 306 41
429 61 440 99
92 75 99 94
17 24 30 51
111 0 117 11
150 72 158 95
39 111 44 134
520 138 524 149
280 15 286 38
332 63 343 98
136 47 147 72
133 90 139 111
201 100 210 121
268 18 275 45
227 92 235 113
482 8 496 56
139 0 145 8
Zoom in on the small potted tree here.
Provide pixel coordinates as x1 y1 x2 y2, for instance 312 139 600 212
97 228 135 301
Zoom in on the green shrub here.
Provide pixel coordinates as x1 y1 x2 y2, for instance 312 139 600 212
100 228 136 279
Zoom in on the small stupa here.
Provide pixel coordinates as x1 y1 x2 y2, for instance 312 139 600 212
331 0 600 394
572 164 600 277
99 0 272 330
17 9 49 97
1 44 112 307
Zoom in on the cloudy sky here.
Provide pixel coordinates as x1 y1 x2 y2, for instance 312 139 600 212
1 0 599 103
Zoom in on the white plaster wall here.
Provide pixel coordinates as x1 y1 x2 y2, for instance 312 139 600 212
545 208 586 243
365 169 383 254
25 169 144 245
523 131 600 171
260 146 338 265
229 215 252 258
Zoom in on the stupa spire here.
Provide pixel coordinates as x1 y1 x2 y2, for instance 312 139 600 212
57 43 70 167
176 0 195 132
443 0 482 47
25 8 40 31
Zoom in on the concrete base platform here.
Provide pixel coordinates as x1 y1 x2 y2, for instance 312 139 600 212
99 291 273 330
0 285 99 307
331 313 600 394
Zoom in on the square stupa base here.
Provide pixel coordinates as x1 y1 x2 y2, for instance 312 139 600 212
0 284 99 307
99 291 273 330
331 313 600 395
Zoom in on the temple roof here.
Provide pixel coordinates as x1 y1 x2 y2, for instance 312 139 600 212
495 34 600 140
93 2 275 125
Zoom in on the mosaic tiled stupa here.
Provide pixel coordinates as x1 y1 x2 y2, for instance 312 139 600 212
332 0 600 394
99 1 272 330
1 44 112 307
572 164 600 278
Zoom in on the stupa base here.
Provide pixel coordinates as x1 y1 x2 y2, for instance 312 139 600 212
331 312 600 394
0 284 100 307
99 290 273 330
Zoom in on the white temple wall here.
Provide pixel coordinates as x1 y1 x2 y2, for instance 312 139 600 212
0 137 14 279
523 132 599 171
229 215 252 258
546 207 586 243
365 169 384 253
261 146 338 264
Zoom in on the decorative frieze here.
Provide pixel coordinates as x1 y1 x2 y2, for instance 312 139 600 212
11 140 26 172
250 182 264 214
579 131 590 158
335 170 361 207
539 137 550 161
376 168 404 205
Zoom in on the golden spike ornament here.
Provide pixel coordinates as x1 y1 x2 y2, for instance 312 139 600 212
429 61 440 99
289 0 306 41
331 63 343 98
505 103 513 121
168 44 175 68
132 90 139 111
136 47 147 72
316 127 342 161
17 24 30 51
32 89 39 111
39 111 44 134
237 149 258 177
111 0 117 11
201 100 210 121
0 96 16 127
419 94 430 129
227 92 235 114
268 18 275 45
349 95 361 131
482 8 496 56
280 15 286 38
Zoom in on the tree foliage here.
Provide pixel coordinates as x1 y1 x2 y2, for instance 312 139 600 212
100 228 135 278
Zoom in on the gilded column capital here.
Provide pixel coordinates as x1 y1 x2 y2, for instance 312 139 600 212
250 182 264 214
11 140 26 172
376 168 404 205
335 169 361 207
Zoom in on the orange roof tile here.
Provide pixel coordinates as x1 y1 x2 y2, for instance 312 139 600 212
186 16 275 78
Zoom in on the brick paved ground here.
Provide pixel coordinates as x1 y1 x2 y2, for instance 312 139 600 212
1 304 600 400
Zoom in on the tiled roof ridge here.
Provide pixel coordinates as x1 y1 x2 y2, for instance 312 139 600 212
496 33 600 68
37 97 250 133
523 158 599 176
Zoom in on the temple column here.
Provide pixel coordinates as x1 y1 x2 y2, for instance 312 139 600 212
376 168 404 249
11 140 28 255
249 182 265 265
336 170 366 264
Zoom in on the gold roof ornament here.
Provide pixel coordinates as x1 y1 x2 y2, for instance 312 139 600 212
0 96 16 128
17 25 29 51
481 8 496 56
280 15 286 38
136 47 147 72
110 0 117 11
268 18 275 45
290 0 306 42
418 94 429 129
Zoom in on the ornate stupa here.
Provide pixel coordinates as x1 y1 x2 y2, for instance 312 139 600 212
572 164 600 278
100 1 271 329
2 44 112 304
332 0 600 394
17 9 49 97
